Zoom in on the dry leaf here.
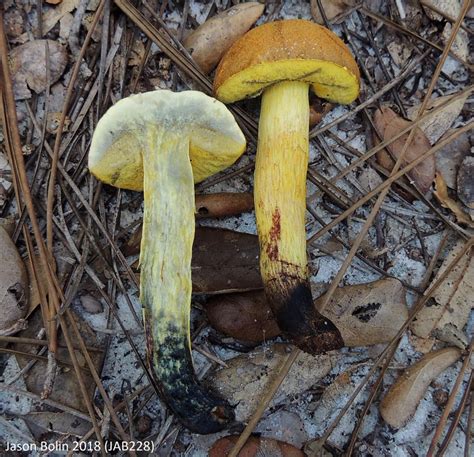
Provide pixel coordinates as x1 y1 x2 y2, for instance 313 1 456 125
387 41 413 68
0 227 28 335
184 2 264 74
411 240 474 340
435 129 470 189
310 0 354 24
407 93 469 145
421 0 462 21
126 227 263 294
206 278 408 347
209 435 305 457
374 107 435 194
434 173 473 226
9 40 68 100
457 156 474 209
206 291 280 342
195 192 254 218
380 347 461 428
442 22 469 62
315 278 409 347
210 343 337 422
14 0 80 42
255 411 309 448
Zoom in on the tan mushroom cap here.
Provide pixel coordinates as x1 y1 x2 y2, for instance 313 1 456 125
88 90 246 191
214 19 360 105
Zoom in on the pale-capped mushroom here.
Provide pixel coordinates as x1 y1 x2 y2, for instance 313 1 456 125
214 20 360 353
88 90 246 433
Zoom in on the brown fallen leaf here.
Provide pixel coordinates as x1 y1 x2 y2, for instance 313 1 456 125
210 435 305 457
411 240 473 341
9 39 68 100
195 192 254 218
210 343 338 422
206 278 409 347
310 0 354 24
374 107 435 194
434 173 473 226
206 291 280 342
183 2 264 74
125 227 263 294
407 92 470 145
0 226 29 335
380 347 461 428
435 129 470 189
457 156 474 209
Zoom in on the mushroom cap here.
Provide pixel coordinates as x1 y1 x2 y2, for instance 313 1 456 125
88 90 246 191
214 19 360 105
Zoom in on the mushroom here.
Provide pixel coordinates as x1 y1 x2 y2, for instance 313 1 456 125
88 90 246 434
214 20 360 354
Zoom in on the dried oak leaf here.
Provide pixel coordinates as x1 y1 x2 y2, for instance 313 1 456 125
411 239 474 340
374 106 435 194
184 2 264 74
209 343 338 422
380 347 461 428
0 226 29 335
9 39 68 100
310 0 355 24
433 173 473 226
210 435 305 457
407 92 469 145
206 278 408 347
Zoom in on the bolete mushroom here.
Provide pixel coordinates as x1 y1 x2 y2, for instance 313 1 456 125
88 90 246 434
214 19 360 354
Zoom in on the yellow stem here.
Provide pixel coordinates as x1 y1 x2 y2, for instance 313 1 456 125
140 126 233 433
255 80 309 299
255 81 343 353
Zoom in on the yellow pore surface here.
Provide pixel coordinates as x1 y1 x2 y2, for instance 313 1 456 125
88 90 246 191
214 19 360 105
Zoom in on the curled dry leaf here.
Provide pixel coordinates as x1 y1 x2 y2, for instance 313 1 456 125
210 343 338 421
206 278 408 347
0 226 29 335
374 107 435 194
183 2 264 74
209 435 305 457
9 39 68 100
380 347 461 428
195 192 254 218
309 95 334 127
310 0 354 24
457 156 474 209
433 173 473 226
411 239 474 341
407 92 469 145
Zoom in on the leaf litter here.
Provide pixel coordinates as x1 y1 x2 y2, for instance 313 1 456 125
0 0 473 456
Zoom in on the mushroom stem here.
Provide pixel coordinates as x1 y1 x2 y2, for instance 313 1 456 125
140 128 233 434
255 81 343 353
